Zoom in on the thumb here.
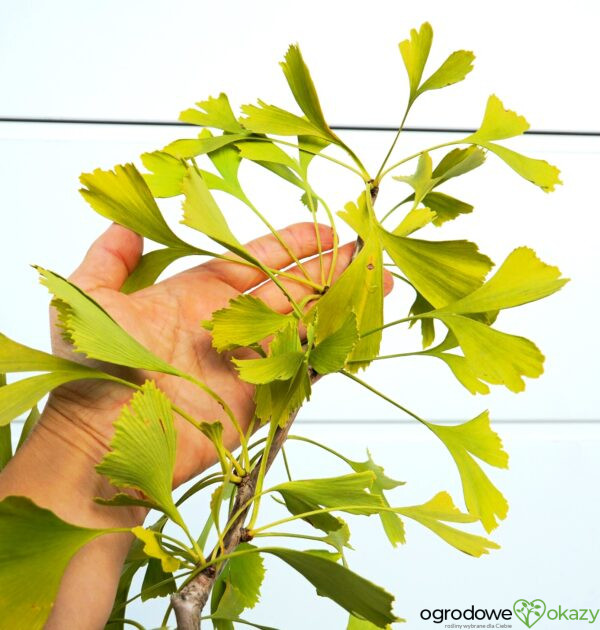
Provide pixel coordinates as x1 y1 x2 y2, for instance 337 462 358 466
69 223 143 291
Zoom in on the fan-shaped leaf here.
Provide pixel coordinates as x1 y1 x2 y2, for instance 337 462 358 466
393 152 435 205
131 527 180 573
141 557 176 601
96 381 181 524
164 133 248 159
399 22 433 101
313 211 383 371
423 192 473 226
203 295 292 352
398 491 499 556
262 548 397 627
37 267 180 375
179 93 244 133
234 352 306 385
0 496 112 630
427 352 491 395
435 247 568 314
272 472 384 516
381 232 494 308
141 151 187 198
182 169 259 266
435 314 545 392
347 451 406 547
424 413 509 532
432 146 486 183
310 312 358 375
467 95 529 143
0 370 124 427
212 543 265 623
236 140 299 171
121 247 201 294
240 101 329 139
254 325 311 426
480 142 562 192
80 164 188 248
393 207 436 236
279 45 337 142
464 96 561 191
418 50 475 95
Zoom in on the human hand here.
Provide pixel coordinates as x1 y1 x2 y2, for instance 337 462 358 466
43 222 392 488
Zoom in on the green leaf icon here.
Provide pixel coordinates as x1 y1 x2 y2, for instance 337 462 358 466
513 599 546 628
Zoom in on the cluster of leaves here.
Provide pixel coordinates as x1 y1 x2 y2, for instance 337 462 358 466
0 22 566 629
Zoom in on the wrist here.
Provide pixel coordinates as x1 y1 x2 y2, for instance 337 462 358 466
0 406 146 530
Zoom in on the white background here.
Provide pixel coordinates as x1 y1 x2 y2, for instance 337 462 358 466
1 1 599 628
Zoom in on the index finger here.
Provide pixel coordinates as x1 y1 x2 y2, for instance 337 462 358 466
190 222 333 292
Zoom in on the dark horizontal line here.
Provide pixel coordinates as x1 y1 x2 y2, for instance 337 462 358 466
1 116 599 137
295 418 600 425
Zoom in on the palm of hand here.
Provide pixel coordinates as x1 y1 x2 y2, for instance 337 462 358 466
45 223 348 486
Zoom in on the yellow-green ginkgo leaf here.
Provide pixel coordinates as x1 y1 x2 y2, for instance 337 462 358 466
212 542 266 621
418 49 475 95
37 267 180 376
397 491 500 556
120 247 199 294
96 381 181 525
0 370 127 427
393 152 435 205
203 294 292 352
253 323 311 426
337 191 372 239
131 526 180 573
466 94 530 143
348 451 406 548
279 44 338 143
179 93 244 133
0 333 135 426
140 151 187 198
240 101 330 140
233 352 306 385
435 314 544 392
432 146 487 184
423 192 473 227
480 142 562 192
435 247 568 315
254 363 311 427
164 133 249 160
0 496 114 630
464 95 561 191
381 231 494 308
408 291 436 348
399 22 433 101
80 164 188 249
424 412 509 532
0 333 92 373
206 130 243 181
272 472 384 516
235 140 300 172
262 547 397 627
298 135 330 176
310 312 358 375
312 237 383 371
182 168 256 264
393 207 437 236
428 352 491 395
